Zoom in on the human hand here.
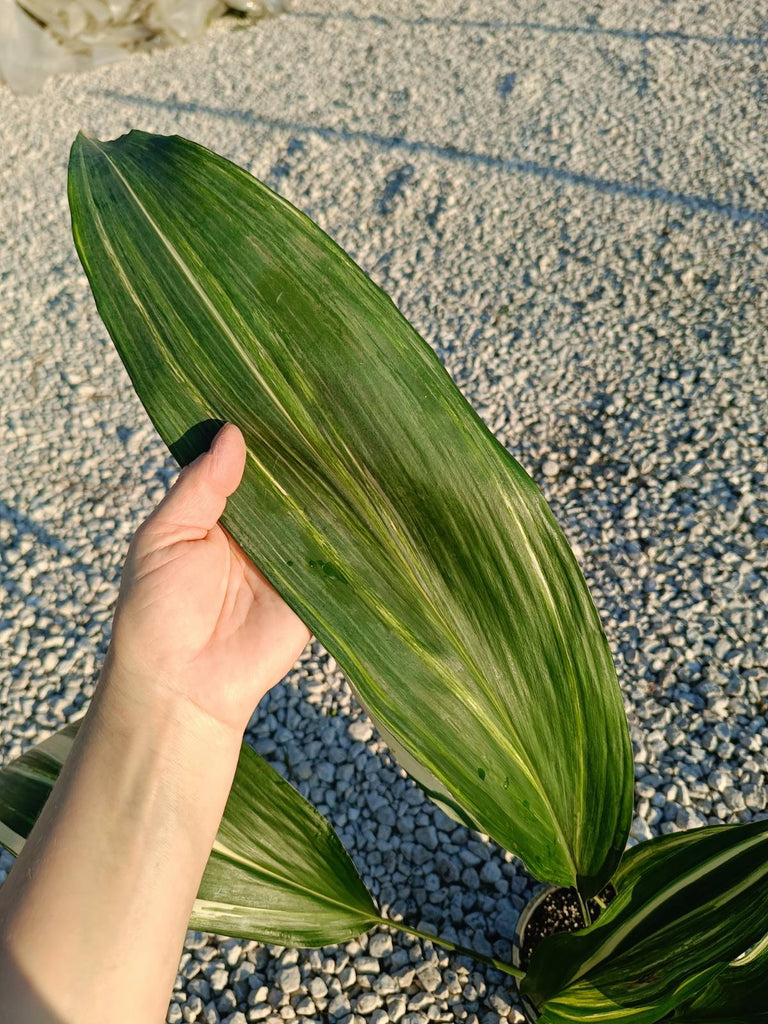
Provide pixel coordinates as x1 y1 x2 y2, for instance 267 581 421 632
101 423 312 735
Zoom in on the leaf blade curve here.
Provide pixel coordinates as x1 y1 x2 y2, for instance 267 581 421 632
68 128 633 892
672 930 768 1023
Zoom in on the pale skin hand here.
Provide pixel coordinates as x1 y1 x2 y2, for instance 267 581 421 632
107 421 312 733
0 423 312 1024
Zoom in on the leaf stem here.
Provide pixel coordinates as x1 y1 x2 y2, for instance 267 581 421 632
378 917 524 980
576 890 591 928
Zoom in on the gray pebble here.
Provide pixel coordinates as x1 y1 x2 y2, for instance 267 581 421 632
247 1006 271 1021
368 934 394 959
276 965 302 995
416 965 441 993
328 994 352 1018
209 970 229 994
386 996 406 1022
479 861 502 884
357 992 383 1013
309 977 328 1000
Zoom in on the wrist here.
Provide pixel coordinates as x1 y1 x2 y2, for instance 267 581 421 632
92 646 246 755
82 653 244 876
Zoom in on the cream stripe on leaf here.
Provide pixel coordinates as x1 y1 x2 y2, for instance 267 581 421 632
68 129 634 895
522 819 768 1023
191 743 377 946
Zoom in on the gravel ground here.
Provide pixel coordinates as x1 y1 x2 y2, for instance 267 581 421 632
1 1 767 1021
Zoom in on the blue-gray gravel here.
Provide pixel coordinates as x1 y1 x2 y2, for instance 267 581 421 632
1 0 766 1020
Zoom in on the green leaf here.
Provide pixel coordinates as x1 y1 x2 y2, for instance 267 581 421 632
522 820 768 1023
67 128 633 893
0 725 377 946
0 724 79 857
673 931 768 1023
193 741 377 945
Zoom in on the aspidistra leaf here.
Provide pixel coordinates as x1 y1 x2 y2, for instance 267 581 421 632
67 129 633 892
0 723 80 857
193 741 377 945
673 931 768 1023
0 725 377 946
522 820 768 1023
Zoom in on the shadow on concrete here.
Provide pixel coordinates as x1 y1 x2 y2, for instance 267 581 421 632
95 90 768 229
286 9 767 48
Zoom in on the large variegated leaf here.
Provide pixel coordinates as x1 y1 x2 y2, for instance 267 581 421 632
673 931 768 1023
522 820 768 1023
67 129 633 893
0 725 377 946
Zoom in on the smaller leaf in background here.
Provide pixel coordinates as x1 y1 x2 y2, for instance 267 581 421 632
673 931 768 1024
0 725 378 947
522 819 768 1024
193 741 378 946
0 722 80 857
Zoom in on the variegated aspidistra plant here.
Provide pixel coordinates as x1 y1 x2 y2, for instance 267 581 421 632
1 131 765 1023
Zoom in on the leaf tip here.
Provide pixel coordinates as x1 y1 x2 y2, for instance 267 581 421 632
73 128 101 146
69 130 104 170
71 127 147 156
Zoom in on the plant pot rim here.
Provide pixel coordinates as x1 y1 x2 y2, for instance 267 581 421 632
511 883 559 1024
512 882 617 1023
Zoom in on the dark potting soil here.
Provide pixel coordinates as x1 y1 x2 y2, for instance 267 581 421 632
519 884 616 971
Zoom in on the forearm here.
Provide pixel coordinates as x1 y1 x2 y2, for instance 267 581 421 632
0 662 242 1023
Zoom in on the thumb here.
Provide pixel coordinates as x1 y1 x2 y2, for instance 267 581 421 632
145 423 246 539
